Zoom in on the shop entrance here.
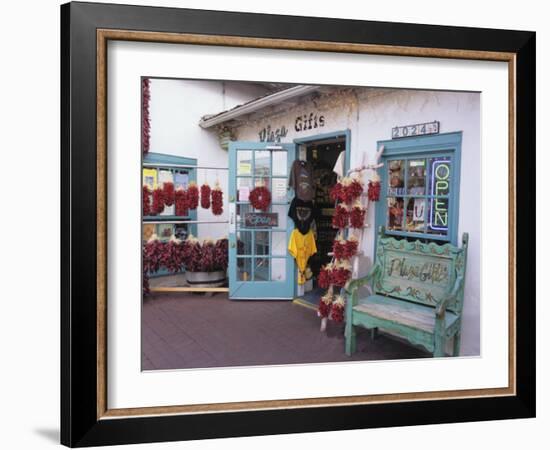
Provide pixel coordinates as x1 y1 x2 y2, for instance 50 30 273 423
227 131 349 302
293 130 350 307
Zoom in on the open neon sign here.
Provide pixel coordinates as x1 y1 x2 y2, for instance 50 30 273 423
429 160 450 232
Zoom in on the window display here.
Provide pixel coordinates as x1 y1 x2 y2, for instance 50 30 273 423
382 153 456 241
377 133 461 244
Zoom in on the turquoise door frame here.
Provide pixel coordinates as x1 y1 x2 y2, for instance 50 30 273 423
375 132 462 246
292 129 351 296
228 141 296 300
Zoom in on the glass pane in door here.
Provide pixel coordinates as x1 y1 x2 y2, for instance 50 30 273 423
272 151 288 176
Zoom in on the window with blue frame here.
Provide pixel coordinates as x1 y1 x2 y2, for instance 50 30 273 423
376 132 462 245
142 152 198 276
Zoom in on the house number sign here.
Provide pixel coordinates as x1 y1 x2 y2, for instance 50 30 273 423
392 121 440 139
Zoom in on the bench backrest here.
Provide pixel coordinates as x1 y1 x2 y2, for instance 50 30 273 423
373 229 468 314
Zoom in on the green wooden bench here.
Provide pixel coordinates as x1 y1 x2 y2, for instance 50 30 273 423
345 227 468 357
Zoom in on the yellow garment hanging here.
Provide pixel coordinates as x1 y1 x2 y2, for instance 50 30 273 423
288 229 317 285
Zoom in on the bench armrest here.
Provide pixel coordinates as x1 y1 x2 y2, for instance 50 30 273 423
436 275 464 318
345 264 380 295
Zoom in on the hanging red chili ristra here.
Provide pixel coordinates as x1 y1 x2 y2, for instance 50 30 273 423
187 182 199 210
318 264 333 289
143 237 164 273
175 188 189 217
151 188 164 215
211 184 223 216
343 179 363 203
332 204 349 229
162 182 175 207
318 292 333 318
200 182 211 209
332 236 358 260
344 238 359 258
349 203 366 229
330 296 345 322
213 238 228 271
367 180 381 201
330 267 351 287
142 185 151 216
141 78 151 155
330 182 344 203
367 172 381 202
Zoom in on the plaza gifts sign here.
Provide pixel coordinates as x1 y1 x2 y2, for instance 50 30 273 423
244 213 278 228
258 125 288 143
387 255 450 286
257 112 326 142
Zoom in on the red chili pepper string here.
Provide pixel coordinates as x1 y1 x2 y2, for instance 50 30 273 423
330 268 351 287
368 180 381 201
344 239 359 258
200 183 211 209
187 183 199 210
343 179 363 203
318 299 332 318
318 267 331 289
143 239 164 273
332 205 349 229
331 303 345 322
142 78 151 155
181 238 228 272
151 188 164 215
142 185 151 216
332 240 347 260
333 239 358 260
330 182 344 203
349 206 366 229
162 182 175 207
214 238 228 271
211 187 223 215
175 189 189 217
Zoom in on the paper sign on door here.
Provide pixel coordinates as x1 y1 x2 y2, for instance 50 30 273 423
239 186 250 201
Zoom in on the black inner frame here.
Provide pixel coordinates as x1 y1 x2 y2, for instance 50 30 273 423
61 2 536 447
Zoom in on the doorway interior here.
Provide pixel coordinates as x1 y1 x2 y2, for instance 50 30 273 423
293 131 349 308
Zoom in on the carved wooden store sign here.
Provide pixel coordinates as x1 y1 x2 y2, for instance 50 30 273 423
380 249 452 304
387 255 450 285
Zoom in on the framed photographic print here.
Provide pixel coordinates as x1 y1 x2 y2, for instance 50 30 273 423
60 1 535 447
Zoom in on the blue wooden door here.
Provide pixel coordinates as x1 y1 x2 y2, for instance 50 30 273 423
228 142 296 300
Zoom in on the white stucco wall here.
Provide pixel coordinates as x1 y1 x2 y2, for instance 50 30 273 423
235 88 480 356
148 79 268 239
